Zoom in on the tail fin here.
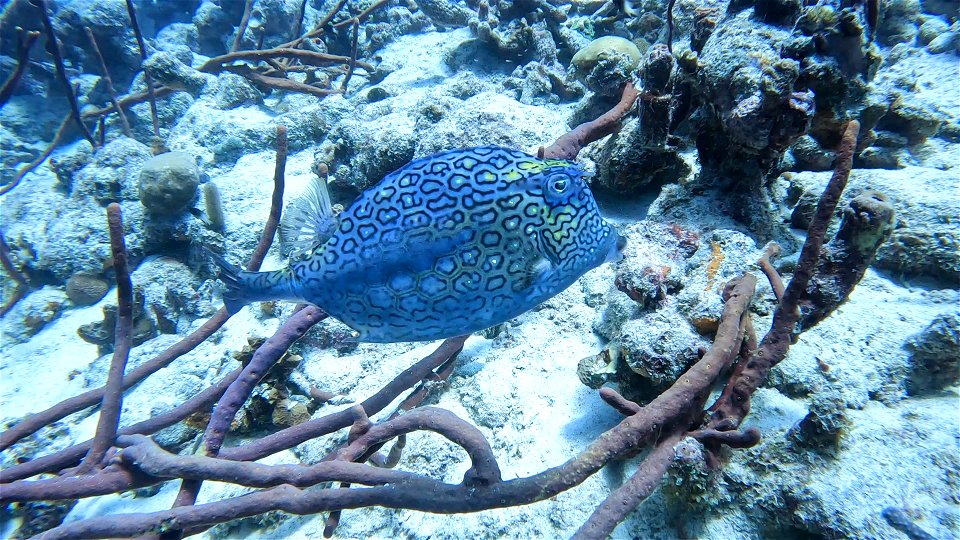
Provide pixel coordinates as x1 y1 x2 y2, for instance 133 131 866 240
207 250 298 315
206 250 250 315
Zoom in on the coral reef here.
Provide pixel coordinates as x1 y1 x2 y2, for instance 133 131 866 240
592 44 691 194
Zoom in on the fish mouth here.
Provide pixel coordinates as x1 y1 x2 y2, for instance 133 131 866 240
605 231 627 263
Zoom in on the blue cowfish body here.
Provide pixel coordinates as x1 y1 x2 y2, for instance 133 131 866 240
220 146 625 342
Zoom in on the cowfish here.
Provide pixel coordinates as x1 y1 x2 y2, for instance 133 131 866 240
214 146 625 343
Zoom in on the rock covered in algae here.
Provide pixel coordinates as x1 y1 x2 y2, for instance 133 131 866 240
211 73 263 110
143 51 209 95
416 0 473 28
788 386 850 451
65 273 110 306
917 17 950 45
77 288 158 355
876 0 921 45
570 36 642 96
619 311 708 387
925 27 960 54
74 138 153 204
1 288 67 344
905 312 960 394
138 151 200 217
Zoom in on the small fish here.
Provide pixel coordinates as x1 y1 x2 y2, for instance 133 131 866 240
214 146 625 343
617 0 641 17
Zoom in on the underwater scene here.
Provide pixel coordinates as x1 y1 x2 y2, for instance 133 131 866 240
0 0 958 538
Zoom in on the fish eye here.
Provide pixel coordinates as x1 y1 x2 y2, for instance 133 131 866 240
551 176 569 193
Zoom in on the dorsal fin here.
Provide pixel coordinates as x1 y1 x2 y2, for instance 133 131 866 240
279 176 339 260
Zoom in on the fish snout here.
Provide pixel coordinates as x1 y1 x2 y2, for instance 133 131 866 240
606 230 627 263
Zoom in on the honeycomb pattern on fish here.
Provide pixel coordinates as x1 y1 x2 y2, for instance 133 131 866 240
223 146 624 343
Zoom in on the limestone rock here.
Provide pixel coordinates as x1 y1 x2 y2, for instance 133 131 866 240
65 273 110 306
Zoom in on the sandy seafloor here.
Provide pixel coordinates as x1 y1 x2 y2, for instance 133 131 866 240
1 12 959 540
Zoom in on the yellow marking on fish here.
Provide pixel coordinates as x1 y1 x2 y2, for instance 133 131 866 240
518 161 541 171
545 205 573 226
482 172 496 181
519 159 570 174
505 170 522 181
461 158 476 169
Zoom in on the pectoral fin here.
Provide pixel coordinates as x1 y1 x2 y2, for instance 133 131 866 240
279 176 340 260
507 229 558 293
512 254 554 292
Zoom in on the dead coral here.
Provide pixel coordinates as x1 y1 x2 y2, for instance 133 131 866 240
76 287 157 356
593 44 691 194
904 313 960 395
